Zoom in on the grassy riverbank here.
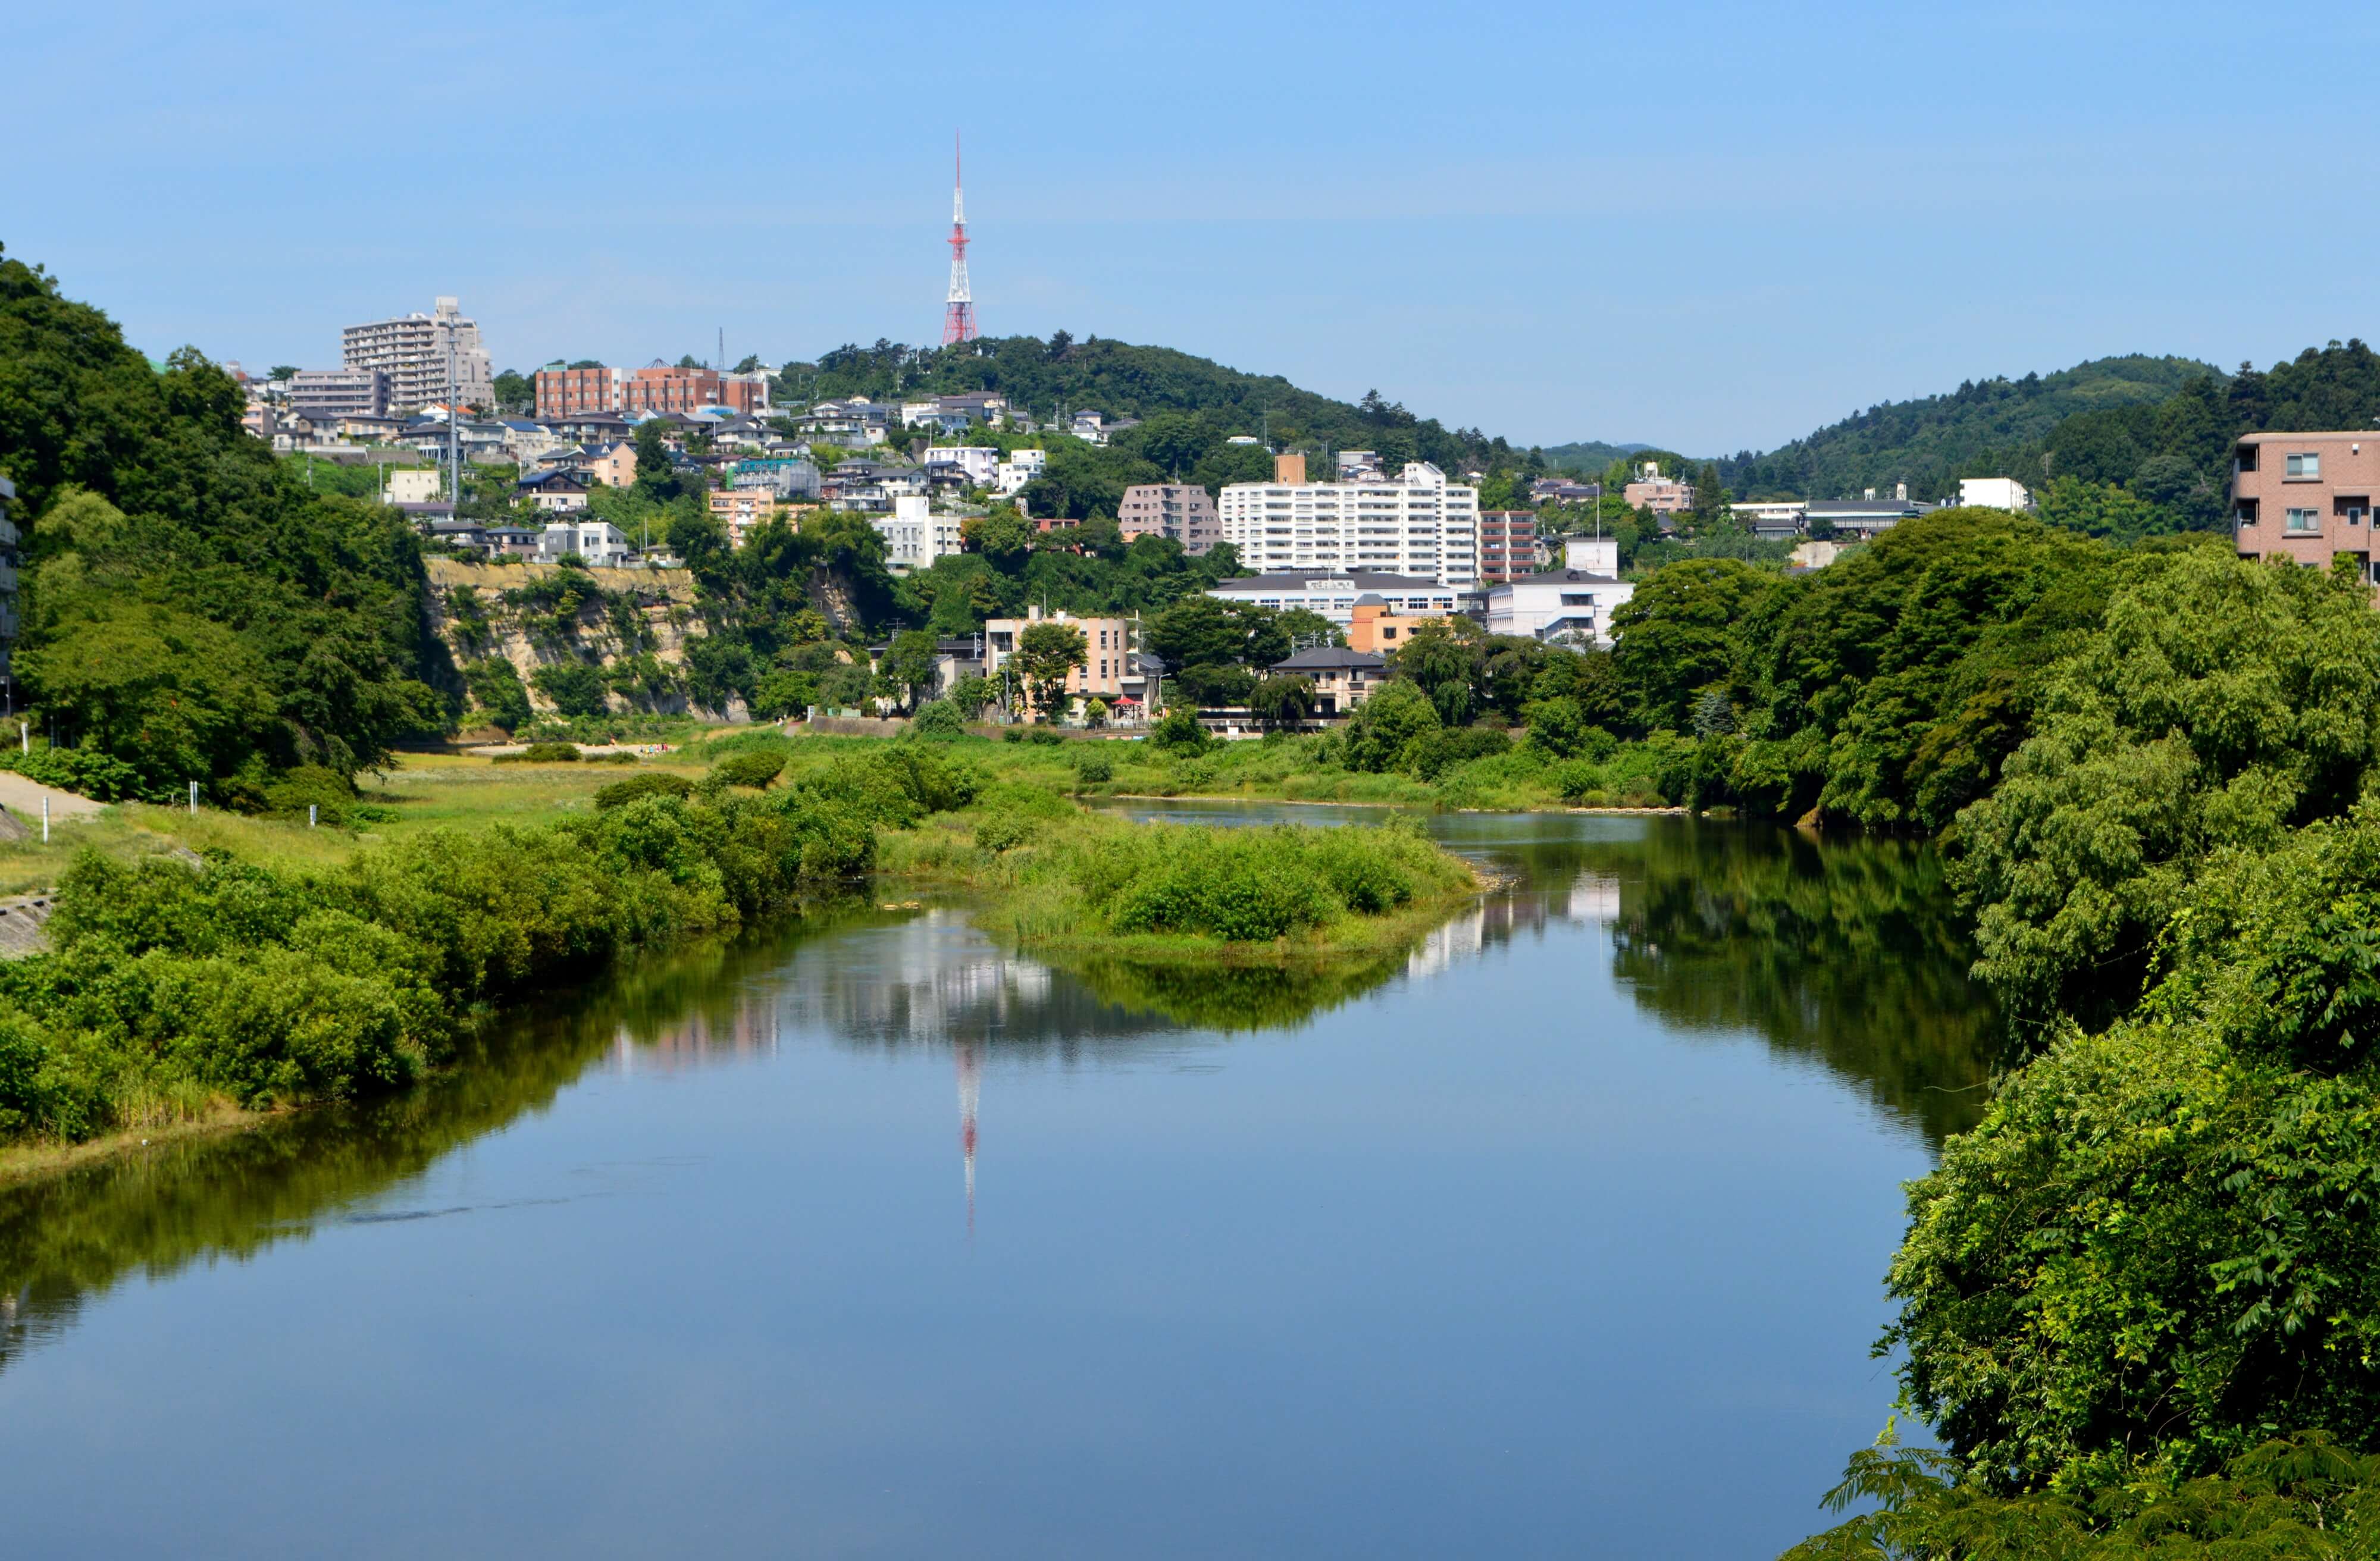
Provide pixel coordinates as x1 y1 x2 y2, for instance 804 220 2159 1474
0 736 1488 1174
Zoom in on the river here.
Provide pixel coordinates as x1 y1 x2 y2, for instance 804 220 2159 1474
0 807 1996 1559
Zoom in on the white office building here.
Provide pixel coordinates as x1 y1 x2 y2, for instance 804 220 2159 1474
1957 477 2032 512
1207 570 1458 626
342 296 495 414
1216 461 1480 587
875 495 964 571
1482 537 1634 648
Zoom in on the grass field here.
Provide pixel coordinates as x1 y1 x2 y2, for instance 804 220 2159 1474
0 720 1654 900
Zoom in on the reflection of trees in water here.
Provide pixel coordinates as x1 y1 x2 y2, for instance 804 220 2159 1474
0 823 1993 1379
1589 824 1998 1144
0 918 866 1381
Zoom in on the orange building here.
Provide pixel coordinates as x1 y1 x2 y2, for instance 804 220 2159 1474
1346 595 1448 654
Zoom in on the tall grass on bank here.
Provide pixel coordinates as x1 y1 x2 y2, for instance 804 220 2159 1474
884 792 1479 959
0 747 979 1148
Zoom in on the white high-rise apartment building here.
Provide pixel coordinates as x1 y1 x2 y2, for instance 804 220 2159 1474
1216 461 1480 588
342 296 495 414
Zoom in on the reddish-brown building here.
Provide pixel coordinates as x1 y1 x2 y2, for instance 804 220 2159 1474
1477 510 1539 584
2232 431 2380 582
536 363 769 421
623 366 766 417
536 365 627 420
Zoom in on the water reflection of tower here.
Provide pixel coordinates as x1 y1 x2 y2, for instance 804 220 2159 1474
956 1039 980 1234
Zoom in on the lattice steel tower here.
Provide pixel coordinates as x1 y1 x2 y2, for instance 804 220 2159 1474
941 133 978 346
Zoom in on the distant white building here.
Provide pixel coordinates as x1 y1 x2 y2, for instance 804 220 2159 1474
1482 537 1634 648
537 519 631 566
1958 477 2032 512
923 446 1000 487
875 494 963 571
1206 570 1458 627
1216 460 1480 588
995 448 1047 495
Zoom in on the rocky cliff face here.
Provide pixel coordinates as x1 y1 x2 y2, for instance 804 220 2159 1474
422 558 731 720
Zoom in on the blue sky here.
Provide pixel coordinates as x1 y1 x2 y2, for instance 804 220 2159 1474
10 0 2376 453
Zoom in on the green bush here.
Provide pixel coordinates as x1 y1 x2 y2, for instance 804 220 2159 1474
492 741 581 764
532 662 612 719
595 772 696 810
0 745 159 803
1028 726 1063 746
260 763 357 824
1150 707 1209 753
975 811 1039 854
1408 726 1510 781
1345 681 1440 773
707 750 787 789
0 763 985 1146
1074 751 1115 785
1050 816 1467 944
1003 727 1025 744
912 700 966 738
464 659 532 732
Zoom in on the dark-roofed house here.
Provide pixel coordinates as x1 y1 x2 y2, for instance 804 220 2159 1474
1269 646 1387 716
516 469 591 513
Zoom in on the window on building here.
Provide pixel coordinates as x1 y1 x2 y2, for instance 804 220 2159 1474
2287 452 2323 479
2337 496 2372 524
2286 508 2321 534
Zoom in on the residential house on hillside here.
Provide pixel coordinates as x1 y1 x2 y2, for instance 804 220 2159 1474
1621 462 1694 515
537 519 631 566
1269 646 1385 716
797 398 893 446
995 449 1047 494
825 459 926 513
1530 477 1601 505
516 470 591 512
923 446 1000 487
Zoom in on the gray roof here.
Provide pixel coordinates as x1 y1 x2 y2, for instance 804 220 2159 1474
1272 647 1386 673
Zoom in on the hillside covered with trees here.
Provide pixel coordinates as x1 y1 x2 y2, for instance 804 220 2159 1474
784 334 1551 493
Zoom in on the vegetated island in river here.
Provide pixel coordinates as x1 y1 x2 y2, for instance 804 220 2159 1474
0 742 1482 1179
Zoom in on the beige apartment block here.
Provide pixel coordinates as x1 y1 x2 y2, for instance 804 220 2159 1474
2232 431 2380 581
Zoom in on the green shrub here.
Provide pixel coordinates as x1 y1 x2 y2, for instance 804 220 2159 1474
1028 726 1063 745
464 659 532 732
0 745 158 803
1003 727 1025 744
912 700 966 738
1150 707 1208 753
595 772 696 810
707 750 787 789
975 811 1039 853
492 741 581 764
532 662 611 719
1074 751 1115 785
260 763 357 824
1408 726 1510 781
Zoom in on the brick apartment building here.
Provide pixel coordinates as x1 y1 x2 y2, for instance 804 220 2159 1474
2233 430 2380 582
1476 510 1539 583
536 363 769 420
1116 484 1221 554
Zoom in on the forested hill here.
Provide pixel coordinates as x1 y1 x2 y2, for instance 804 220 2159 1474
1536 440 1649 474
787 335 1540 481
1717 354 2217 501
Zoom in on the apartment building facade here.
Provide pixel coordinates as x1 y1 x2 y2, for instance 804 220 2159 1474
1620 461 1695 515
622 365 768 416
1216 457 1480 587
1207 570 1459 626
1117 484 1221 554
288 368 389 421
536 365 629 419
2232 431 2380 579
342 296 495 413
983 606 1139 707
1476 510 1539 584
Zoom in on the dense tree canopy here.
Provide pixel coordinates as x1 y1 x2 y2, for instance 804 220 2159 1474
0 246 441 792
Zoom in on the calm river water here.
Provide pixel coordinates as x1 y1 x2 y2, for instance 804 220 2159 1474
0 807 1995 1559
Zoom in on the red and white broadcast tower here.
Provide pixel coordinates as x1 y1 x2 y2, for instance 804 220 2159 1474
941 133 978 346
